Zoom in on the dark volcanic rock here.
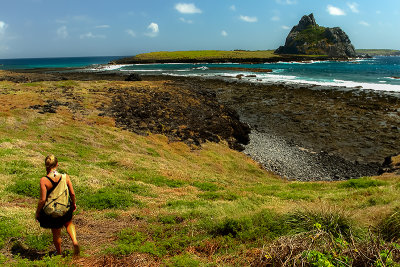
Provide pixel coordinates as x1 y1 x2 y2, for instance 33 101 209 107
125 73 142 81
379 153 400 175
275 13 356 58
107 82 250 151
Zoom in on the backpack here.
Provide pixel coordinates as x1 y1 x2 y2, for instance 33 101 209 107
43 174 70 218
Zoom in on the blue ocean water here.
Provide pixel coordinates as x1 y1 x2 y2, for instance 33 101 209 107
0 56 124 70
1 55 399 92
100 56 400 92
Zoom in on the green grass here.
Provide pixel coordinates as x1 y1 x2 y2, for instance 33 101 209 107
0 216 24 249
7 177 40 198
133 50 277 61
338 177 387 189
79 187 144 210
128 170 186 188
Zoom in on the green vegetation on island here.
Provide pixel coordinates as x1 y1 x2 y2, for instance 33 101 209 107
112 50 329 64
0 71 399 265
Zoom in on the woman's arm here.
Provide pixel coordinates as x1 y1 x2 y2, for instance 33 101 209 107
35 178 47 220
66 174 77 212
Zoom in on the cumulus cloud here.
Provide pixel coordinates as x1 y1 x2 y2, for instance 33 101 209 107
56 26 68 39
175 3 202 14
230 5 236 11
179 17 193 24
221 30 228 37
239 15 258 23
271 16 280 21
327 5 346 16
347 2 359 13
145 22 159 37
0 21 8 35
80 32 105 39
359 21 370 26
126 29 136 37
276 0 297 5
281 25 290 30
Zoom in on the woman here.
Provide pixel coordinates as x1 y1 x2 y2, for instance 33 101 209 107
35 155 80 256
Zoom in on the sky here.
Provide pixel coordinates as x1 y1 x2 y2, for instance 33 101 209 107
0 0 399 59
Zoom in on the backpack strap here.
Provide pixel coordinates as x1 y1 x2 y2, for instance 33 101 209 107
45 176 57 187
45 175 61 196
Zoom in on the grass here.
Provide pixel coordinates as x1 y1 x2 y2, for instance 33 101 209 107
0 72 399 265
132 50 277 61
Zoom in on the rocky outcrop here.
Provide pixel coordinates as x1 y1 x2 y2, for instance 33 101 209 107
275 13 356 58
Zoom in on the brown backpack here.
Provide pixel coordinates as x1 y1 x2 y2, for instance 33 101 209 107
43 174 70 218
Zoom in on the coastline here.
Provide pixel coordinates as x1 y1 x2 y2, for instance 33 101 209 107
2 69 399 180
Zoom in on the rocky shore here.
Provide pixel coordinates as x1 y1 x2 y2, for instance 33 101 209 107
146 75 400 180
7 70 400 180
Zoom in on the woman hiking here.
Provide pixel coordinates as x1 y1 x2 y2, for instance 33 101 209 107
35 155 80 256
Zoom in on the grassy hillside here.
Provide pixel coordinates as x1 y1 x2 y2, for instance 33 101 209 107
0 71 399 266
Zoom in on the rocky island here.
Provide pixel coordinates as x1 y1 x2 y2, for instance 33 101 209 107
275 13 356 58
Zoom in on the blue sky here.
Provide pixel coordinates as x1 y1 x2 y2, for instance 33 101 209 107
0 0 399 58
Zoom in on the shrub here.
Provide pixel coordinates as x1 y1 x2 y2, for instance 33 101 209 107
339 177 387 189
376 208 400 242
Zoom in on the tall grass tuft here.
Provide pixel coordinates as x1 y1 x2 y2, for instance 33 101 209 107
286 207 353 238
376 208 400 242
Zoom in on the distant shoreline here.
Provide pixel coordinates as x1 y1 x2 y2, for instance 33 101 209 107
110 49 400 65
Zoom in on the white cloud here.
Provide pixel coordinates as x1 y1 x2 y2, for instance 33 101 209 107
179 17 193 24
80 32 105 39
145 22 159 37
347 2 359 13
281 25 290 30
56 26 68 39
359 21 370 26
96 25 110 29
221 30 228 37
271 16 280 21
175 3 202 14
0 21 8 35
126 29 136 37
230 5 236 11
276 0 297 5
239 15 258 23
327 5 346 16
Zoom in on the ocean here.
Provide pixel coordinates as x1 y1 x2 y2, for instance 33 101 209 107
1 55 400 92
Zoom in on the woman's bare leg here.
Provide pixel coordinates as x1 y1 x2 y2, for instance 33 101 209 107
64 220 79 255
51 228 62 255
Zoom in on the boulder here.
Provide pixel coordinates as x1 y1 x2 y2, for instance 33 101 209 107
275 13 356 58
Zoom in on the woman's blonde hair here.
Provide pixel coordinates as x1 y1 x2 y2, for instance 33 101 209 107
45 155 58 173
